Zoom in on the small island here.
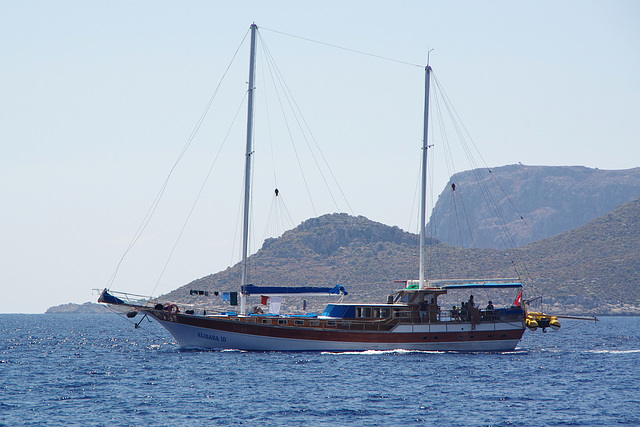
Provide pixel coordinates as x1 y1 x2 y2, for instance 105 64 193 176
46 302 109 314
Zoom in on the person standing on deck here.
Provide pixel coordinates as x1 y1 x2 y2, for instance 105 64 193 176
419 300 428 320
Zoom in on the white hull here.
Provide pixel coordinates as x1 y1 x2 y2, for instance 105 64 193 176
153 316 523 352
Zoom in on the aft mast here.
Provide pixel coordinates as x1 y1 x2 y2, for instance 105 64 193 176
240 24 258 315
419 64 432 290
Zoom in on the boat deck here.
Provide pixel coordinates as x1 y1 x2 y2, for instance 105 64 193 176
148 305 525 333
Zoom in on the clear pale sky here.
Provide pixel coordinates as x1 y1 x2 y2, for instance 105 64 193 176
2 1 638 313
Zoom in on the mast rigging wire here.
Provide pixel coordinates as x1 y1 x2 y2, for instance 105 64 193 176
428 70 535 290
260 27 424 69
150 92 249 298
106 28 251 291
253 28 395 282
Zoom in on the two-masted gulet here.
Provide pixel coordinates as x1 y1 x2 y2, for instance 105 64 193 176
99 24 527 351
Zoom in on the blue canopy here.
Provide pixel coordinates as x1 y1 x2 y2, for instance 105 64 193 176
241 284 348 296
98 289 124 304
443 282 523 290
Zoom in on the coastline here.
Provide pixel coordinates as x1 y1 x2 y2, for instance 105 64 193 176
36 301 640 317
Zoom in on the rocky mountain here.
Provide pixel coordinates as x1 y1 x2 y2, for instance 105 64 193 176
163 214 431 307
427 165 640 249
161 198 640 316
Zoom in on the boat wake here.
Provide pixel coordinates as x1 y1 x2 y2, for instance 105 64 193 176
500 349 529 355
587 349 640 355
321 349 443 355
322 348 530 356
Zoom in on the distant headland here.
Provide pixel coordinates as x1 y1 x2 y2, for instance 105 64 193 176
46 302 109 314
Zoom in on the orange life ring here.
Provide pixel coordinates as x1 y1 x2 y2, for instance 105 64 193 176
167 304 179 314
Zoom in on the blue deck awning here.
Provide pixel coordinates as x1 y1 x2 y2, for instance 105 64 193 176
241 284 347 296
442 282 523 290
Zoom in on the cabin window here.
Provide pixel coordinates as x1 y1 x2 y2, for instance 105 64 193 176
373 308 380 318
380 308 390 318
310 321 319 327
326 320 336 326
393 308 408 318
294 320 304 326
355 307 362 318
363 307 372 318
278 319 288 325
262 319 270 324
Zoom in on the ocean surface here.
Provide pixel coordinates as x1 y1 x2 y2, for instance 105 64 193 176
1 314 638 426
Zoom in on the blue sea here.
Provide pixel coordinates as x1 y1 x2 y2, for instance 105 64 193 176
1 314 638 426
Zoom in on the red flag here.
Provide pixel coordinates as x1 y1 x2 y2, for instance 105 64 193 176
261 295 269 305
514 290 523 307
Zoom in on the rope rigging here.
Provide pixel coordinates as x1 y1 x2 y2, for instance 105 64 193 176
107 24 538 301
260 26 424 69
106 24 428 293
107 29 251 293
419 69 537 292
250 28 396 283
150 92 250 298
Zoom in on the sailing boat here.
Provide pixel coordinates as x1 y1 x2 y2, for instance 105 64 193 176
99 24 526 351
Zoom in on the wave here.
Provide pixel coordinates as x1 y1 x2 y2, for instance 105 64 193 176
588 349 640 354
322 348 530 356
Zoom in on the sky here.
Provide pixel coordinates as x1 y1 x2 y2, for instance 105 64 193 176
2 1 639 313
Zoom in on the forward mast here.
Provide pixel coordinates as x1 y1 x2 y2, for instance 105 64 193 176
240 23 258 315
